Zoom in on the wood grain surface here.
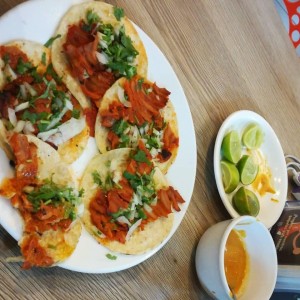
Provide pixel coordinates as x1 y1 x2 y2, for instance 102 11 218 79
0 0 299 299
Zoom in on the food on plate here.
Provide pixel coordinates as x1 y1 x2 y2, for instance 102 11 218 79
220 160 239 194
224 229 249 298
80 142 184 254
232 187 260 217
220 123 275 216
51 1 147 111
0 133 82 269
0 41 89 164
221 130 241 164
95 76 179 174
242 123 264 149
237 155 258 185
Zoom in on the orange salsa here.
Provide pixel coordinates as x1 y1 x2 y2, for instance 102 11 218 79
224 229 249 297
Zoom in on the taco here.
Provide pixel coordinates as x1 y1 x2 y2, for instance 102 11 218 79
80 142 184 254
0 133 82 269
95 76 179 174
51 1 147 110
0 41 89 164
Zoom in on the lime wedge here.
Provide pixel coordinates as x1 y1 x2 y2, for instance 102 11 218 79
221 131 242 163
232 187 260 217
237 155 258 185
220 160 239 193
242 124 263 149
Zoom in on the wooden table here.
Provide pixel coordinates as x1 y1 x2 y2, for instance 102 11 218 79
0 0 299 299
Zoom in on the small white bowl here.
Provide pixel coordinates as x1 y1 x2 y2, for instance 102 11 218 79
195 216 277 300
214 110 288 229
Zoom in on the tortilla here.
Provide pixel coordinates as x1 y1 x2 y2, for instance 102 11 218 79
0 40 89 164
51 1 148 109
80 148 174 255
0 134 82 268
95 77 179 174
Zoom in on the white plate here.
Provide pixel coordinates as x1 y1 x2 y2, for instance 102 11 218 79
213 110 287 229
0 0 196 273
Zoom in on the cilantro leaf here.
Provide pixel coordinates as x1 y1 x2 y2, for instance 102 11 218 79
26 181 82 212
112 119 129 135
44 34 61 48
16 58 34 75
133 150 151 165
86 10 100 25
106 253 117 260
92 171 102 186
113 7 124 21
41 52 47 66
72 109 81 119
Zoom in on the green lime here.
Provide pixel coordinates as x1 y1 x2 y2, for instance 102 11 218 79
220 160 239 193
237 155 258 185
242 124 263 149
232 187 260 217
221 131 242 163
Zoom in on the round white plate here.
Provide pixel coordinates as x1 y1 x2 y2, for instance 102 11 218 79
0 0 196 273
213 110 287 229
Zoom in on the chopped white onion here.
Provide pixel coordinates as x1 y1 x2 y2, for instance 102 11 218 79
116 216 131 227
8 108 17 127
96 51 109 65
112 170 122 184
37 128 59 141
65 99 73 111
23 121 35 134
14 102 29 112
24 82 37 97
150 148 159 158
4 64 17 81
143 203 153 213
117 85 131 107
46 117 85 146
13 120 26 133
132 193 142 205
151 197 158 206
99 40 108 49
126 219 142 242
20 85 27 100
46 106 69 130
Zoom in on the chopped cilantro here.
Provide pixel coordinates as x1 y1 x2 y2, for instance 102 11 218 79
113 7 124 21
133 150 151 165
100 25 139 78
44 34 61 48
106 253 117 260
72 109 80 119
16 58 33 75
119 134 130 148
112 119 129 135
41 52 47 66
86 10 100 25
22 110 49 124
45 63 62 84
37 122 50 132
26 181 82 212
92 171 102 186
137 78 144 90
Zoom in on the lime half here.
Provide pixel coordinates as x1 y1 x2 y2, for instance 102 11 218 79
242 124 263 149
237 155 258 185
232 187 260 216
220 160 239 193
221 131 242 163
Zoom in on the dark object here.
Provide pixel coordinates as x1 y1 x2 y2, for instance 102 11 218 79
270 201 300 265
